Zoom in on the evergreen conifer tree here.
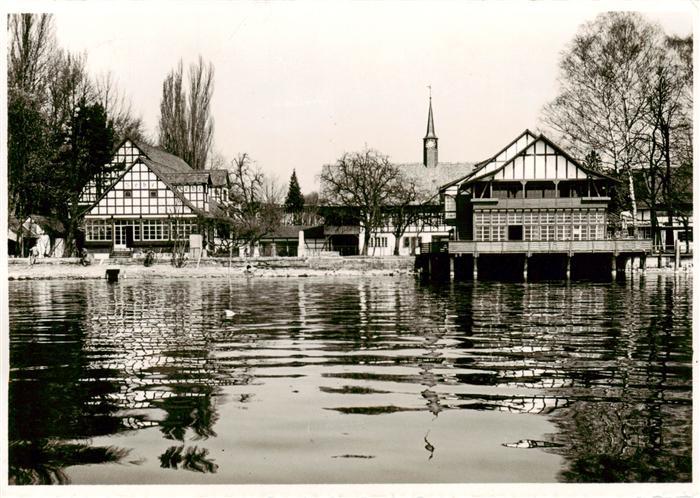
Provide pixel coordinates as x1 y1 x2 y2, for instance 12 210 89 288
284 170 304 223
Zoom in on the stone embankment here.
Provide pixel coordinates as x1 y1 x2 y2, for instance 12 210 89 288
7 256 416 281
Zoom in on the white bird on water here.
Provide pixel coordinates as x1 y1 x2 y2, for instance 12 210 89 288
223 309 236 319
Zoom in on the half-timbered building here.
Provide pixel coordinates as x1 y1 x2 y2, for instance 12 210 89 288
436 130 652 280
79 139 230 257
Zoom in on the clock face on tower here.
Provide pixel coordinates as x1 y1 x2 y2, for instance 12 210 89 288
425 139 436 149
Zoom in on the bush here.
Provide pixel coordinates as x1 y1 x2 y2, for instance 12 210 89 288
171 240 189 268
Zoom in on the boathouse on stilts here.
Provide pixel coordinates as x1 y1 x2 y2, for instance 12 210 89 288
418 130 652 281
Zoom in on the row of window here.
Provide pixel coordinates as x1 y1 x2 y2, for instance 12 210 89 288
85 219 199 242
474 209 607 242
368 236 388 248
118 189 160 198
475 224 606 242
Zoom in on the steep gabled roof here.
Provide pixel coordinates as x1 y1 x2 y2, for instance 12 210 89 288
139 157 204 214
466 133 617 184
81 157 204 217
132 140 193 174
440 129 538 192
439 130 619 193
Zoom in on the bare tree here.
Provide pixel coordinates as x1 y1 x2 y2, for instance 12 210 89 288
206 150 228 170
187 57 214 170
158 61 188 160
652 36 692 247
542 12 665 232
94 72 145 142
220 153 282 251
8 13 56 97
300 191 322 226
158 57 214 170
383 175 430 255
45 50 95 136
320 149 402 255
262 174 285 206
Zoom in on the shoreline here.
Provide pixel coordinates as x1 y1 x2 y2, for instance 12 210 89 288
6 259 691 281
7 257 417 280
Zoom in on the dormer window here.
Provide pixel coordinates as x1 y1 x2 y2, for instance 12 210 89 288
124 190 132 198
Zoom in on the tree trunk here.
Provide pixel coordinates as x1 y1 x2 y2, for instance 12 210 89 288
663 127 675 251
362 227 370 256
627 169 637 237
650 207 658 252
393 233 400 256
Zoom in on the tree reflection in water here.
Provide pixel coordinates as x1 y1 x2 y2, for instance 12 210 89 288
459 277 691 482
546 276 692 482
9 275 691 484
159 445 219 473
9 439 131 485
8 283 134 485
552 400 690 482
156 391 219 441
9 280 226 482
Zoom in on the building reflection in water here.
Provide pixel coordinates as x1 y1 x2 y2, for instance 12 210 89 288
9 282 133 484
84 283 223 445
9 274 691 483
9 280 238 482
318 276 691 481
449 278 691 482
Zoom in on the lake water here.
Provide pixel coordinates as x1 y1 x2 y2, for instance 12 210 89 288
8 275 692 484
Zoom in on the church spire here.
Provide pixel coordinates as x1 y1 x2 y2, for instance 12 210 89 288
423 87 438 167
425 88 437 139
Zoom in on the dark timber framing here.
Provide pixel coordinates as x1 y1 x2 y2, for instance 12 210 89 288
421 130 652 281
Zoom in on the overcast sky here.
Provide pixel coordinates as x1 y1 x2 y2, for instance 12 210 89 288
43 1 693 193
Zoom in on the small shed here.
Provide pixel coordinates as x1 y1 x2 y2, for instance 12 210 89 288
8 214 66 257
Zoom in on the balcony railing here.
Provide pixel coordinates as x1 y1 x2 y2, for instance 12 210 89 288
420 241 449 254
447 239 652 255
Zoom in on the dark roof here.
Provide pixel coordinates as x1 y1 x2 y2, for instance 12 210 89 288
132 140 230 189
208 169 229 187
324 225 361 235
26 215 66 234
167 172 211 185
132 140 193 174
262 225 304 239
260 224 363 239
397 162 475 201
133 158 204 215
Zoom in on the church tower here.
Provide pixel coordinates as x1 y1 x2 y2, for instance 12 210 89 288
423 92 438 168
